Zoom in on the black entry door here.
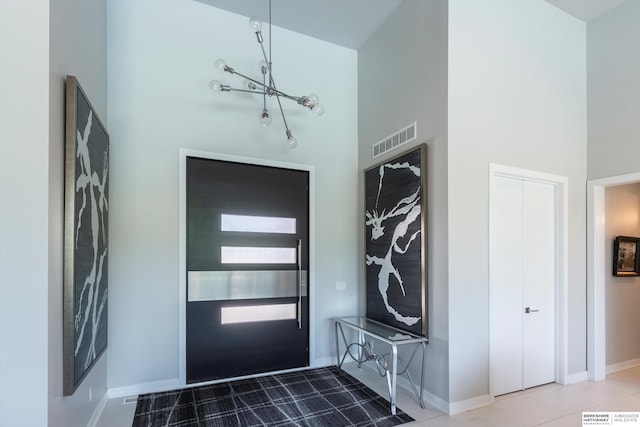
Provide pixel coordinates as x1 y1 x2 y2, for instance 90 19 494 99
186 157 309 383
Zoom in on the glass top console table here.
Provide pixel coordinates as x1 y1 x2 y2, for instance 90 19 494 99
334 317 428 415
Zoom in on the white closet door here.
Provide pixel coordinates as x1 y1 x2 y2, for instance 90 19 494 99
522 180 556 389
491 176 556 396
491 176 524 396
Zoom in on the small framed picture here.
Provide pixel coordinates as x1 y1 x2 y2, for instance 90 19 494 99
613 236 640 277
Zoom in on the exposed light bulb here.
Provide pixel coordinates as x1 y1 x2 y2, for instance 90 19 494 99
248 17 262 32
300 94 320 111
260 109 272 126
258 60 268 75
286 130 298 149
215 59 227 71
244 79 257 90
211 11 326 148
301 97 313 111
312 103 325 116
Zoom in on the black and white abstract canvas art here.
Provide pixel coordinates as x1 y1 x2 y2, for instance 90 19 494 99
63 76 109 395
365 144 427 337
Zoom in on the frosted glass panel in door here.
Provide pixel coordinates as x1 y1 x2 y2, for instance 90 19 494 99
220 246 297 264
220 214 297 234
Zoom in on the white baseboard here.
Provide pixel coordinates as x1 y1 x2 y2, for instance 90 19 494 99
566 371 588 384
357 364 494 416
311 356 336 368
449 394 492 416
86 392 109 427
420 387 450 415
108 378 182 399
353 362 470 415
607 358 640 375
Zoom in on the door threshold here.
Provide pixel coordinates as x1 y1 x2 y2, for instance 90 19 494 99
495 382 558 401
186 365 314 388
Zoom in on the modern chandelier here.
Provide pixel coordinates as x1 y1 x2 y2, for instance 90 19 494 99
209 0 324 149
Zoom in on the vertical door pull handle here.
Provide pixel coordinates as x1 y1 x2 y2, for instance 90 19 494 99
297 239 302 330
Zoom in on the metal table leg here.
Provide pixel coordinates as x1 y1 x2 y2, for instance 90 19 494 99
419 341 426 408
334 319 428 415
390 345 398 415
335 321 341 369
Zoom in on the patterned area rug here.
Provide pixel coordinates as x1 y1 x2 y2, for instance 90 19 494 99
131 366 413 426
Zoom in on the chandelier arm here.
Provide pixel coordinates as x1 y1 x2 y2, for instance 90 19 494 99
263 72 293 137
269 85 303 103
256 37 293 129
269 80 292 134
274 90 291 134
262 85 297 100
228 67 296 100
262 71 267 110
225 69 263 88
274 92 301 102
258 46 291 132
259 42 277 91
225 88 269 95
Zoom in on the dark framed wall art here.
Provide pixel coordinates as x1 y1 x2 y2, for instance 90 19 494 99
365 144 428 337
63 76 109 395
613 236 640 277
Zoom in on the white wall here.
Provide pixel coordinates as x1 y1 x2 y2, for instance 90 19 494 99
587 1 640 181
48 1 109 425
358 0 450 404
448 0 587 404
1 1 108 424
0 1 50 425
604 184 640 368
587 0 640 377
106 0 358 390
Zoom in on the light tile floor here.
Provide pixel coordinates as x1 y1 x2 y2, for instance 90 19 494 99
349 364 640 427
95 396 137 427
96 365 640 426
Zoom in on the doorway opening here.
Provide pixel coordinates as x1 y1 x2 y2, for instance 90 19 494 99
587 172 640 381
178 150 315 385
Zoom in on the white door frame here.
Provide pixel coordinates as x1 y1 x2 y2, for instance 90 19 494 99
489 164 569 398
586 172 640 381
178 149 316 385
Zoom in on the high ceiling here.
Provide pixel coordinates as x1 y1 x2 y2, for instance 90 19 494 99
195 0 630 50
194 0 403 50
544 0 629 22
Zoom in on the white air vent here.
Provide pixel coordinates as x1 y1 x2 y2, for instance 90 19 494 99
372 122 417 158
